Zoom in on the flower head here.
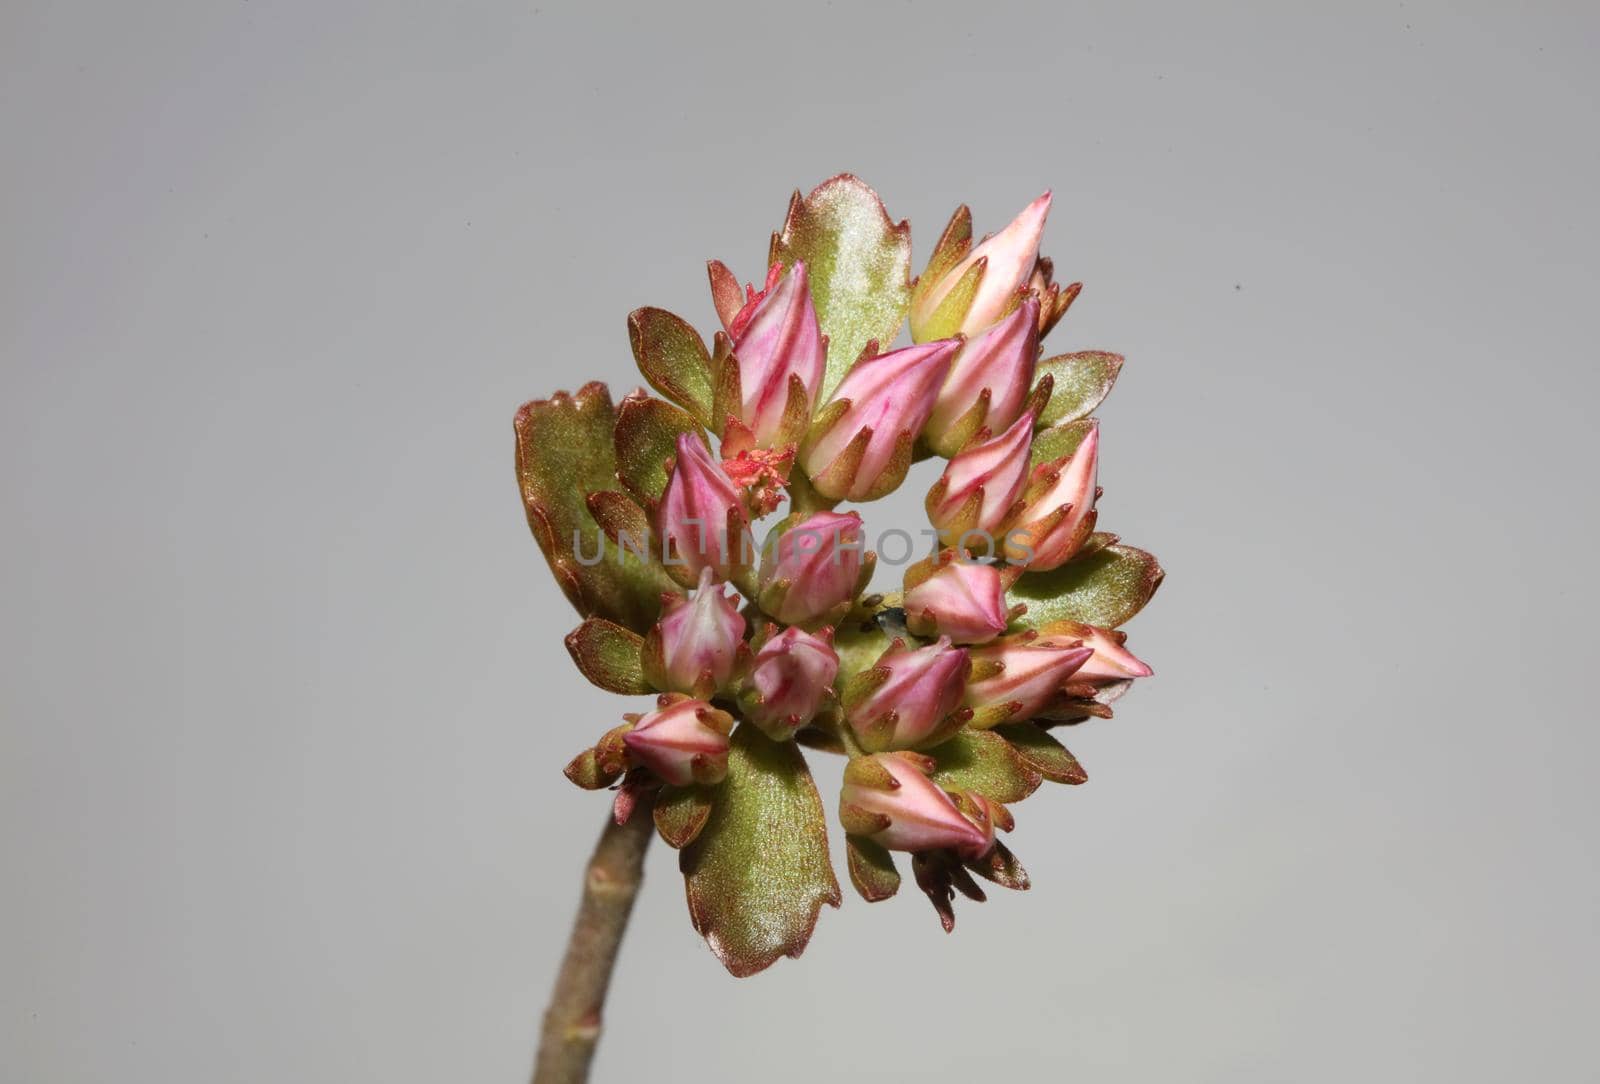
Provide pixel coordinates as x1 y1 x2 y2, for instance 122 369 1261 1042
843 637 971 751
716 261 826 450
525 176 1163 974
839 752 995 859
926 410 1036 547
1003 423 1099 570
757 510 872 627
800 340 960 501
963 632 1095 728
656 431 750 585
643 568 747 697
1034 621 1154 683
741 625 840 739
622 694 735 786
911 191 1052 341
903 556 1018 645
924 298 1042 457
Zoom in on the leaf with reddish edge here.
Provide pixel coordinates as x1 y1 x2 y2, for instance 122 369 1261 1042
613 391 704 505
681 726 841 977
926 729 1042 805
770 174 912 400
1029 417 1097 467
627 308 715 426
564 617 650 694
1008 544 1165 630
1073 531 1120 561
845 834 901 902
966 839 1030 890
993 722 1087 784
1034 351 1124 426
653 785 714 849
706 259 746 331
586 490 652 550
909 204 972 328
514 383 674 633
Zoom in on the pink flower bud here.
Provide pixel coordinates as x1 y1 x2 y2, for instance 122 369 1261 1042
926 411 1035 545
963 634 1094 728
1038 621 1153 683
656 431 749 583
743 625 840 738
843 637 971 752
924 299 1040 456
904 559 1011 645
800 340 960 501
840 753 994 859
1003 423 1099 570
912 192 1052 340
757 511 868 626
643 568 747 696
725 261 825 448
622 694 734 786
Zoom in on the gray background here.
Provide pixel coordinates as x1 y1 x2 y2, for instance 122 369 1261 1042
4 2 1596 1081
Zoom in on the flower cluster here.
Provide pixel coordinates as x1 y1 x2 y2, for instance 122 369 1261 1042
515 176 1162 976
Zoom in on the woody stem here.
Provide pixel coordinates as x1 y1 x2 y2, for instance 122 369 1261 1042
530 811 653 1084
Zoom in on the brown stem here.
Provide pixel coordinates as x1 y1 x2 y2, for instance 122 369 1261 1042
531 810 653 1084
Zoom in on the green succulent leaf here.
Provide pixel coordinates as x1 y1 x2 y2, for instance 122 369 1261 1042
613 391 704 505
563 746 619 790
927 729 1042 805
770 174 911 399
681 726 841 977
1030 417 1097 467
909 204 972 329
831 616 897 688
845 834 901 902
993 722 1087 784
627 308 715 426
1008 544 1165 630
514 383 674 632
1034 351 1124 426
654 785 714 849
563 617 650 694
915 256 985 344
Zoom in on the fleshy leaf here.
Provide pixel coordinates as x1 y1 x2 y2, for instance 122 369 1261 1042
514 383 673 632
681 725 842 977
838 610 902 687
1034 351 1123 426
926 729 1042 805
613 391 705 505
654 785 714 849
563 746 620 790
1029 417 1097 467
586 490 653 551
770 174 911 399
1009 544 1165 630
845 834 901 902
966 840 1030 890
563 617 651 694
993 722 1087 784
627 308 715 426
909 205 972 329
915 256 986 344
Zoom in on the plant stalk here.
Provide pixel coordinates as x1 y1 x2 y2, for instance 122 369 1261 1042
530 810 653 1084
